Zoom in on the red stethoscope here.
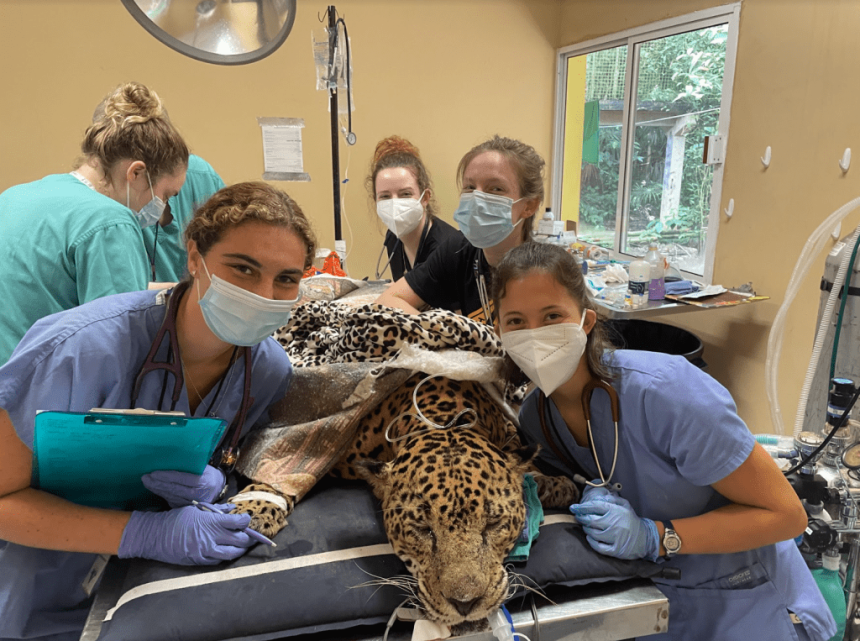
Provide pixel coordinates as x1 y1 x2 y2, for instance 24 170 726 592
130 280 254 471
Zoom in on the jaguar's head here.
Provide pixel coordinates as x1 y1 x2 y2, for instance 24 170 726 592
358 429 535 627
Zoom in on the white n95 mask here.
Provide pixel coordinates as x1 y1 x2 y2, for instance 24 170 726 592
376 191 426 238
501 312 588 395
453 190 524 249
128 171 165 229
196 258 298 346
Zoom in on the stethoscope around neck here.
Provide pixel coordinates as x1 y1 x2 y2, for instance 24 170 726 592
537 378 622 491
374 216 431 280
130 279 254 471
473 256 494 326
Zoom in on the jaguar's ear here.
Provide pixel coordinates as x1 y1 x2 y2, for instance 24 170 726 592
505 444 539 475
354 459 392 500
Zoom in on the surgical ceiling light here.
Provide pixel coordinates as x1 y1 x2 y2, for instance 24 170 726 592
121 0 355 267
120 0 297 65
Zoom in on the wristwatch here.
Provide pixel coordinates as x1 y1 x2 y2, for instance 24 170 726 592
661 520 682 558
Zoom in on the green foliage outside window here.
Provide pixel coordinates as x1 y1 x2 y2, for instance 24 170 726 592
579 25 727 261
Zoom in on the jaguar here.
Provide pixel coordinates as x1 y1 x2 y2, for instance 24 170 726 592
229 373 578 628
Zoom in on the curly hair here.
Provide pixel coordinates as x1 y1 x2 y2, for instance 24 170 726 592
365 135 438 219
492 242 615 382
185 182 317 271
79 82 189 183
456 135 545 242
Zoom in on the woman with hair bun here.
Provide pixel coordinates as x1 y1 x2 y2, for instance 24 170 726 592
366 135 461 280
0 81 189 364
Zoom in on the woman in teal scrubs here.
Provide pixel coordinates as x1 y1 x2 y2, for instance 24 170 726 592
142 155 225 283
0 81 189 364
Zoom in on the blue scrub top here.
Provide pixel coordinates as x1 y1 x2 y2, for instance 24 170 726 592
519 350 836 641
0 288 292 641
141 155 225 283
0 173 150 366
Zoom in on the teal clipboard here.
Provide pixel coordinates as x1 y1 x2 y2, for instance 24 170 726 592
32 410 228 511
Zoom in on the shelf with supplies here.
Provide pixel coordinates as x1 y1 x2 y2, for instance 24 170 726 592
594 289 769 319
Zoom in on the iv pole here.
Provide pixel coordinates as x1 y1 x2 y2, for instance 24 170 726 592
324 5 355 268
327 5 343 247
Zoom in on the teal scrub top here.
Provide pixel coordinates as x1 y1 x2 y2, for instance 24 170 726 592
141 155 225 283
0 173 149 365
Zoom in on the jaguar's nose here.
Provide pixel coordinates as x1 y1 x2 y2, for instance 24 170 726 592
449 597 480 616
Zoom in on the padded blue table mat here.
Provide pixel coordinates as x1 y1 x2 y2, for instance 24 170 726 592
95 480 663 641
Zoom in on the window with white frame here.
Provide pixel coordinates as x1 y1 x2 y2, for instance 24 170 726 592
552 5 740 280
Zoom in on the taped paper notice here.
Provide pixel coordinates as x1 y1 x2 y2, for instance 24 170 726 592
257 117 311 182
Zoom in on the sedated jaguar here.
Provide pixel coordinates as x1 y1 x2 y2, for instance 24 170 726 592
229 373 579 629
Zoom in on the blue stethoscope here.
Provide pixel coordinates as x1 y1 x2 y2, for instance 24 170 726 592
129 280 254 470
538 378 621 491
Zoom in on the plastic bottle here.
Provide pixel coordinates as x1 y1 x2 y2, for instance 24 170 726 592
811 549 847 640
644 244 666 300
627 259 651 308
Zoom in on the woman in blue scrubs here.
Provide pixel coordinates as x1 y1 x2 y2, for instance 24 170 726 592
0 182 316 641
492 242 837 641
0 82 189 365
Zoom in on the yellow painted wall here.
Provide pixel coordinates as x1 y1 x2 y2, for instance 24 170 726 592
561 55 586 223
560 0 860 434
4 0 858 438
0 0 560 282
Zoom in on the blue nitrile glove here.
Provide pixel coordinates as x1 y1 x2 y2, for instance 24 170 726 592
578 484 624 505
141 465 226 508
118 503 254 565
569 492 660 561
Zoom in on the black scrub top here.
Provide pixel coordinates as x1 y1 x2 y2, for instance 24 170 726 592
383 217 462 281
404 234 494 324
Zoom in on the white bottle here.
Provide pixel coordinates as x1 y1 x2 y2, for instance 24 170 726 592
627 259 651 308
537 208 555 236
644 244 665 300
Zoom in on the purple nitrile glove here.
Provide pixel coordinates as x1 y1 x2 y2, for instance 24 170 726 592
569 492 660 562
118 503 254 566
142 465 226 508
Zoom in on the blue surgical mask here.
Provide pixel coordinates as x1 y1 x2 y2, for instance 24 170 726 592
128 171 165 229
453 190 524 249
196 257 299 346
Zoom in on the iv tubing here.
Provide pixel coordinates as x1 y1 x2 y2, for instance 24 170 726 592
829 233 860 380
792 222 860 436
765 196 860 435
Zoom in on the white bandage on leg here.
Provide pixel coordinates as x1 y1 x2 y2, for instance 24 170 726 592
229 491 290 512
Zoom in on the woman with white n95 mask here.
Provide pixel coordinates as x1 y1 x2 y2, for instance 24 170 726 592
492 242 836 641
374 135 543 326
0 182 316 641
366 135 461 281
